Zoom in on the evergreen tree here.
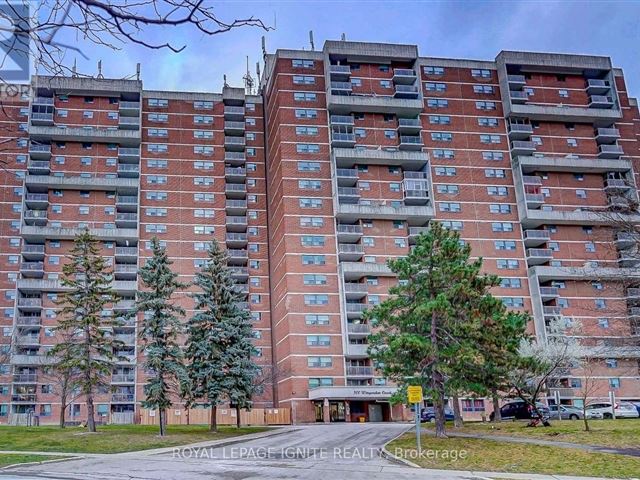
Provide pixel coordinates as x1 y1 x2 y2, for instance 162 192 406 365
136 237 186 437
50 229 122 433
366 222 523 437
185 240 260 431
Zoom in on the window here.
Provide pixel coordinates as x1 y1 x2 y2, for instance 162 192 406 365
145 224 167 234
147 144 168 153
487 186 508 196
461 399 485 412
478 117 499 127
306 314 330 325
427 98 448 108
304 274 327 285
193 100 213 109
497 259 519 269
502 297 524 308
296 144 320 154
609 378 620 389
480 134 501 144
298 161 321 172
294 92 317 102
302 255 325 266
146 191 167 201
308 378 333 388
473 85 494 94
595 299 606 309
295 109 318 119
500 278 521 288
147 175 167 185
441 221 463 231
585 242 596 253
301 236 325 247
431 132 453 142
292 59 314 68
379 80 391 88
293 75 315 85
432 149 455 159
485 169 506 178
305 295 329 305
425 82 446 92
482 151 503 161
148 128 168 137
598 318 609 329
435 167 456 176
193 130 214 139
576 189 587 199
489 204 511 214
495 240 517 250
559 89 569 98
471 68 492 78
307 335 331 346
429 115 451 125
423 66 444 75
148 113 168 122
193 115 213 124
436 185 459 195
439 202 461 213
148 98 168 107
300 217 324 227
476 101 496 110
308 357 332 368
299 198 323 208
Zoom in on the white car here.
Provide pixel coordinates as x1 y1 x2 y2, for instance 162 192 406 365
585 402 640 419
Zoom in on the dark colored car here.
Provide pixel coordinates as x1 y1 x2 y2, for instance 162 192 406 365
421 406 455 423
489 401 550 421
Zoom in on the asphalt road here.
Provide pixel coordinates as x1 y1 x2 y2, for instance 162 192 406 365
0 423 614 480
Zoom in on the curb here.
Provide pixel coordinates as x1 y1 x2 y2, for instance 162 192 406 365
1 456 83 471
380 426 421 468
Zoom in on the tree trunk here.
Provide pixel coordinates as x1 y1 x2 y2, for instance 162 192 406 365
236 406 241 428
86 394 96 432
59 394 67 429
430 311 446 438
210 405 217 432
452 393 463 428
159 408 166 437
186 407 190 426
491 389 501 423
582 405 590 432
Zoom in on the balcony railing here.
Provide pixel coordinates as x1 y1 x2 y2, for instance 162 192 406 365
344 283 368 294
346 366 374 376
347 323 371 334
329 65 351 75
115 246 137 257
112 374 135 383
345 303 368 314
112 393 135 402
17 298 42 307
13 374 37 383
330 115 354 125
337 224 363 235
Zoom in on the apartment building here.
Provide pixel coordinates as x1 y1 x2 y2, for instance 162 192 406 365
0 39 639 425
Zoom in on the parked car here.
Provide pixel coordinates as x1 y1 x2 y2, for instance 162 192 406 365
585 402 640 419
633 403 640 416
548 405 603 420
489 401 550 421
421 406 454 423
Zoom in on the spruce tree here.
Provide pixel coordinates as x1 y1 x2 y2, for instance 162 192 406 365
136 237 186 436
366 222 524 437
50 229 122 433
185 240 260 431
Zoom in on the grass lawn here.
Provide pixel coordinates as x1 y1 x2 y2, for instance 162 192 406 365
388 432 640 478
0 424 269 454
457 419 640 449
0 454 60 468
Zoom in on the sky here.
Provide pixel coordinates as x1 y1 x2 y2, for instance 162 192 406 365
57 0 640 97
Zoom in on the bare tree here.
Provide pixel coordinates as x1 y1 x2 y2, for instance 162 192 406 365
40 364 82 428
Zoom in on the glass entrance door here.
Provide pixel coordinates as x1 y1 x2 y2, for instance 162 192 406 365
329 401 346 422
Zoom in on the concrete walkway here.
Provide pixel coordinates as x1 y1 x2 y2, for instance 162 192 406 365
421 428 640 458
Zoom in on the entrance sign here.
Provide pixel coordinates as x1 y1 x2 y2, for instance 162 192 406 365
407 385 423 403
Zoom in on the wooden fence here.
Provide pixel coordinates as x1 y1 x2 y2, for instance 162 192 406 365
139 407 290 426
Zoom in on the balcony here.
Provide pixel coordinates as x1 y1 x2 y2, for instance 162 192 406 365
21 244 45 260
118 116 140 130
112 374 135 383
345 343 369 358
511 140 536 156
336 202 434 225
598 144 624 159
330 81 353 95
111 393 135 403
615 232 636 250
118 147 140 162
408 226 429 243
517 155 632 174
609 195 630 210
392 68 417 84
586 79 611 95
394 84 420 99
225 151 246 166
344 283 368 299
525 193 545 209
226 199 247 216
119 101 140 115
338 187 360 204
30 112 54 126
626 288 640 302
12 394 37 403
507 75 526 88
226 215 248 232
28 143 51 159
115 213 137 228
327 93 423 116
539 286 560 301
331 132 356 148
20 262 45 278
399 135 423 151
589 95 615 109
329 64 351 79
338 243 365 262
115 195 138 212
17 298 42 310
618 250 640 268
115 246 137 261
604 178 631 193
21 225 138 242
226 232 248 248
113 299 136 311
230 267 249 281
333 147 428 170
336 224 363 243
225 167 246 182
397 117 422 134
114 334 136 345
341 262 395 281
507 123 533 140
336 168 358 187
404 189 429 206
345 303 368 319
595 127 620 144
227 249 249 264
345 366 374 377
543 306 562 319
330 115 354 126
532 265 640 282
510 90 528 104
24 193 48 209
526 248 553 266
13 374 38 383
23 209 48 226
29 125 140 146
25 174 138 194
346 323 372 336
225 136 246 151
225 183 247 199
114 264 137 280
10 354 54 366
33 96 54 106
117 164 139 178
224 106 245 120
27 160 50 175
224 121 245 134
16 316 41 326
523 229 551 247
16 334 40 346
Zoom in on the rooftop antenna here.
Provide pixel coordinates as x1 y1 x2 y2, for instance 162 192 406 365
97 60 104 79
71 58 78 77
243 56 255 95
309 30 315 51
341 33 346 41
223 74 228 88
261 36 267 60
256 62 261 84
136 63 141 81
